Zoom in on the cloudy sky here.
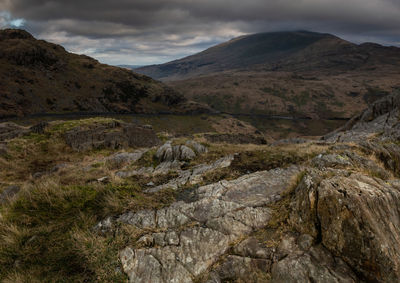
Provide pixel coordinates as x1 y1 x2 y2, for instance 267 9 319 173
1 0 400 65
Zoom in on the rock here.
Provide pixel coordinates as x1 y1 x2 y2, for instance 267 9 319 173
106 149 148 169
155 141 196 162
233 237 272 259
50 163 68 173
290 172 400 282
186 140 208 154
210 255 271 282
64 121 160 151
0 122 30 141
94 216 114 234
0 185 21 204
323 92 400 143
179 145 196 160
271 239 357 283
29 121 49 134
155 141 174 162
115 165 302 282
32 172 45 179
97 176 109 183
115 167 154 178
145 155 234 193
153 160 182 175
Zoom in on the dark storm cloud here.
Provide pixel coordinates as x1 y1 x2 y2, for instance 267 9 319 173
1 0 400 64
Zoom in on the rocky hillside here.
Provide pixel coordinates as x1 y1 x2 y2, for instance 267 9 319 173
137 31 400 119
0 92 400 282
0 29 211 118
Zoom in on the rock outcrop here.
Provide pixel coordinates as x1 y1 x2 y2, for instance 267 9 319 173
324 92 400 143
290 172 400 282
64 121 160 151
117 166 302 282
0 122 30 141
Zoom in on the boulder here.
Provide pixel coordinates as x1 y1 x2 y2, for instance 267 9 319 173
290 172 400 282
155 141 197 162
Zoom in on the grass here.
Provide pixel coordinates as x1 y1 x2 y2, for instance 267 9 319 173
0 179 175 282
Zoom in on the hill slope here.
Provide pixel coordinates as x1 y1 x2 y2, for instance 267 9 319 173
136 31 400 81
0 29 210 118
136 31 400 119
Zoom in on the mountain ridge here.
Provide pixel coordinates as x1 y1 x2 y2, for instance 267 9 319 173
0 29 211 118
136 30 400 81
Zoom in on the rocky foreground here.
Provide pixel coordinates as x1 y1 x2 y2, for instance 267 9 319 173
0 93 400 282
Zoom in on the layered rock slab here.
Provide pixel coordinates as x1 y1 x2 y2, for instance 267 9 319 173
118 165 302 282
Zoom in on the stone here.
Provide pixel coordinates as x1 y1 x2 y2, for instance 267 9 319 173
106 149 147 169
186 140 208 154
115 166 301 282
64 121 160 151
0 122 30 141
290 172 400 282
145 155 234 193
29 121 49 134
97 176 109 183
155 142 196 162
271 242 357 283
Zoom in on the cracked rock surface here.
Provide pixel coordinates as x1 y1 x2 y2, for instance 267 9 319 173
118 165 301 282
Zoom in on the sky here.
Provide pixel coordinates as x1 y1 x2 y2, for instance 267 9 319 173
1 0 400 65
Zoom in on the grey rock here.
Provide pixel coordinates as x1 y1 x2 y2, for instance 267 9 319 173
155 141 196 162
233 237 272 259
0 122 30 141
64 121 160 151
105 149 148 169
211 255 271 282
271 242 357 283
324 92 400 143
146 155 234 193
117 166 302 282
94 216 114 233
186 140 208 154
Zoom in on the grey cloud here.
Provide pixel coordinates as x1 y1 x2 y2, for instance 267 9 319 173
2 0 400 64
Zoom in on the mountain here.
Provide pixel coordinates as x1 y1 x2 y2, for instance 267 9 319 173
137 31 400 119
136 31 400 81
0 29 210 118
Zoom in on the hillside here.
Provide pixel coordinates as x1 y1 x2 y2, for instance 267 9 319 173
0 29 210 118
1 91 400 282
137 31 400 119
